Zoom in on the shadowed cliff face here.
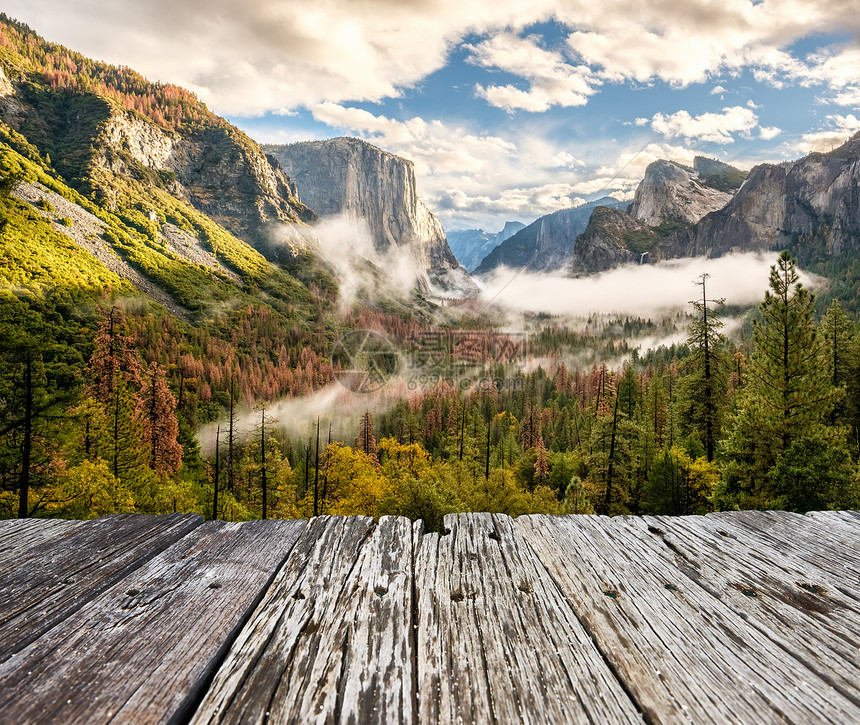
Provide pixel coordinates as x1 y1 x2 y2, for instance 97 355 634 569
265 137 477 296
0 62 316 251
568 207 649 276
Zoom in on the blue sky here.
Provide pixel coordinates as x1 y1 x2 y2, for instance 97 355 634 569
7 0 860 232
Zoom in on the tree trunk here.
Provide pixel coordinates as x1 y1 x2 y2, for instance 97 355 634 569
17 354 33 519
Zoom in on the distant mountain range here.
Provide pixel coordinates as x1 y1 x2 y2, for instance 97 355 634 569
447 222 525 272
472 197 628 275
568 140 860 285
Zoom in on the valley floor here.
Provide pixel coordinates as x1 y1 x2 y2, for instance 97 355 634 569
2 510 859 723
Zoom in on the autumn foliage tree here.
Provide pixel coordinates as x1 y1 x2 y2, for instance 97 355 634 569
139 362 182 476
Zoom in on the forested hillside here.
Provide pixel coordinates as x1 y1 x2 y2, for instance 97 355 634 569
2 16 859 524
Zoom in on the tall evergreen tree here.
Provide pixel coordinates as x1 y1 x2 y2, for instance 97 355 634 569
679 274 727 461
356 411 378 464
821 300 854 388
139 362 182 477
86 308 145 482
722 252 840 506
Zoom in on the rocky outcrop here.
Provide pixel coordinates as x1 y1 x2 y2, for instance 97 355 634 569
448 221 525 273
266 137 477 296
569 207 654 276
93 113 315 242
658 132 860 260
630 159 737 227
473 198 626 275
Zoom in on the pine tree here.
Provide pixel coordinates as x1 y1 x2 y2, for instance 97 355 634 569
821 300 854 388
534 434 548 484
139 362 182 476
722 252 840 506
679 274 727 462
820 300 855 434
86 308 145 482
355 408 382 463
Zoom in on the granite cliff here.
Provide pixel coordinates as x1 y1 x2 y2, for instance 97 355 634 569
0 56 314 254
94 112 315 243
266 137 477 296
630 158 739 226
569 207 656 276
569 157 748 275
659 134 860 259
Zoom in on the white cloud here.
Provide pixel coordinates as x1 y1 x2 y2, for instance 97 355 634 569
793 114 860 153
8 0 860 118
595 142 699 185
758 126 782 140
650 106 759 144
832 86 860 108
311 102 516 177
711 85 728 95
468 33 599 112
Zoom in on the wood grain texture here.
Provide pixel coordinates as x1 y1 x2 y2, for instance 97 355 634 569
0 518 83 566
190 515 415 725
0 512 202 661
2 511 859 724
517 513 860 724
709 510 860 593
0 519 305 725
414 512 643 725
639 513 860 709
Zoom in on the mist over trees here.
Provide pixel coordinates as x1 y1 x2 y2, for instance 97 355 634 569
2 252 860 522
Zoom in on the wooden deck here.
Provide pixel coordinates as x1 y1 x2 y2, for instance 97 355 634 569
1 511 859 724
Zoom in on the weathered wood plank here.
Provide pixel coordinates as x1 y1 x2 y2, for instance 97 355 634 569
414 512 643 725
709 510 860 593
191 515 415 725
637 514 860 708
0 519 306 725
806 509 860 531
0 512 201 661
517 514 860 724
0 518 83 566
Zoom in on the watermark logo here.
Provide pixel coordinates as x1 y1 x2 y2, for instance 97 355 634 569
332 328 529 394
331 330 400 393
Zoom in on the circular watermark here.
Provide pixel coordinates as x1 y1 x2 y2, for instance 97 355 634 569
332 329 400 393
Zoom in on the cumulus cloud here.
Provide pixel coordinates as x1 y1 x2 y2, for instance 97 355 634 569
832 86 860 108
650 106 759 144
594 142 699 188
468 33 600 112
793 114 860 153
9 0 860 117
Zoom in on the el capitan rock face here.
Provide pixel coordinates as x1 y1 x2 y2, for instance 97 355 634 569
265 137 477 296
